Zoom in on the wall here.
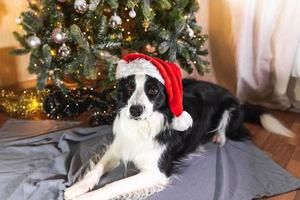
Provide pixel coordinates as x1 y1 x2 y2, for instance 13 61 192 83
0 0 35 87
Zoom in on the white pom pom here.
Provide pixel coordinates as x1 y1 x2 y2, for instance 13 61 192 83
171 111 193 131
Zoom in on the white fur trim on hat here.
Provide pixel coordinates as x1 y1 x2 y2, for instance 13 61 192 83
171 111 193 131
116 59 165 84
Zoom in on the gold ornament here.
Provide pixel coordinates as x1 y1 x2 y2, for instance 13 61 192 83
145 44 156 53
142 19 150 29
0 89 49 118
50 49 57 57
125 36 133 42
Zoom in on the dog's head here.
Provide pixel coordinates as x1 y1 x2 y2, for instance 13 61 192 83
117 74 171 121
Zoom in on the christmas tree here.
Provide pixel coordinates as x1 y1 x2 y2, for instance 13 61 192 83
12 0 209 91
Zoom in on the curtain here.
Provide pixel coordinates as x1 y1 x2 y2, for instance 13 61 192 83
197 0 300 112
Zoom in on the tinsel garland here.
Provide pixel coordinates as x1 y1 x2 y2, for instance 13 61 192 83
0 89 49 118
0 86 117 126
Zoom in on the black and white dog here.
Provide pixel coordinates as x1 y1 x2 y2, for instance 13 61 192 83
64 54 293 200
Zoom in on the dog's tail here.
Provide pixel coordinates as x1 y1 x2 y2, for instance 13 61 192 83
242 104 295 137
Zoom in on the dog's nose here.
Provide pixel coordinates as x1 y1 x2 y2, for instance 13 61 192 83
130 105 143 118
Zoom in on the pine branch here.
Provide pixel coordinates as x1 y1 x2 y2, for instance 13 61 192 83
94 40 121 50
154 0 172 10
12 32 28 48
21 11 43 33
158 41 170 54
83 54 97 80
37 72 48 90
107 0 119 10
42 44 52 68
10 49 31 56
174 0 189 9
70 24 90 51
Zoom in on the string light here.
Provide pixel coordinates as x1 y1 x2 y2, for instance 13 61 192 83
30 0 37 4
50 49 57 57
0 89 49 118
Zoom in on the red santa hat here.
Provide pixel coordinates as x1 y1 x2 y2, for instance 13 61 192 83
116 53 193 131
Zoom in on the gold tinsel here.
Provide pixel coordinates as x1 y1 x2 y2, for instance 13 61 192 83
0 89 49 118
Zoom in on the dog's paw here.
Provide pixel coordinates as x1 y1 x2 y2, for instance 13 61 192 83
67 189 111 200
64 173 99 200
64 184 88 200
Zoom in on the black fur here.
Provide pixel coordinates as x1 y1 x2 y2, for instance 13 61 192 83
116 75 136 110
116 76 252 177
155 79 251 176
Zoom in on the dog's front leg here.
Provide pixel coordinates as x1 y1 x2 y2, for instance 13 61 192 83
73 171 169 200
64 146 120 200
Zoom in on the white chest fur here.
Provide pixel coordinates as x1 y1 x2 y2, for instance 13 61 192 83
112 109 166 170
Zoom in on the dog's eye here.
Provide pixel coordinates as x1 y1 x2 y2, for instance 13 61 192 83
125 82 134 91
148 87 158 95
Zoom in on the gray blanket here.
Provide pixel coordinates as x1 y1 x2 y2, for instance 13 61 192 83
0 119 299 200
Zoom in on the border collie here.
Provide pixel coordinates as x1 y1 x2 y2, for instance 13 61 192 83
64 57 293 200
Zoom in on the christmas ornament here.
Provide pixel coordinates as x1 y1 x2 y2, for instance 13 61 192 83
58 44 71 59
74 0 88 14
52 28 67 44
145 44 156 53
103 6 112 14
109 13 122 29
186 25 194 38
129 8 136 18
89 0 100 11
117 53 193 131
15 17 22 24
27 35 41 48
142 19 150 29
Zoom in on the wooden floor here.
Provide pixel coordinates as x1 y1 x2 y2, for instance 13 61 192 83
247 110 300 200
0 110 299 199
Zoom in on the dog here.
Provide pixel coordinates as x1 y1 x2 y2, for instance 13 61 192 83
64 54 293 200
